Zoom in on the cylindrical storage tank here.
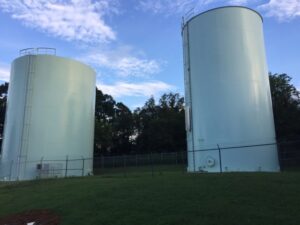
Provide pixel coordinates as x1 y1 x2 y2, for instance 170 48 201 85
182 7 280 172
0 49 96 180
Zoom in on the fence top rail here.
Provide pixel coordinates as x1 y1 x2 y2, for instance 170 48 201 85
12 158 87 164
94 151 186 158
187 143 277 153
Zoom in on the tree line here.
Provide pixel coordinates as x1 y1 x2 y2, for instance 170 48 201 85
0 73 299 156
94 90 185 155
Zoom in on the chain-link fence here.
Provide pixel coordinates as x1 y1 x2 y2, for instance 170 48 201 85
0 152 186 181
0 140 299 181
0 156 93 181
93 151 187 177
278 140 300 170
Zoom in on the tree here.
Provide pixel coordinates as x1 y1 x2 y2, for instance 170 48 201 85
94 119 113 155
94 88 115 155
95 88 115 122
133 97 159 152
134 93 186 153
111 102 134 154
269 73 300 140
94 88 134 155
0 82 8 138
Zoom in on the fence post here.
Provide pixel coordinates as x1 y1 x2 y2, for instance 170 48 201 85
277 142 283 170
150 152 154 177
182 151 185 174
135 154 138 167
123 155 127 177
101 156 104 169
158 152 162 175
17 156 20 181
82 157 85 177
39 157 43 179
9 160 14 181
217 144 223 173
65 155 69 177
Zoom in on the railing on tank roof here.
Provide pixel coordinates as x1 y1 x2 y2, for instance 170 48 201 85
182 7 195 27
181 6 264 30
19 47 56 56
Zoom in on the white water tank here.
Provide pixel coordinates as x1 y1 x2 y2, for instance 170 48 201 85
182 7 280 172
0 48 96 180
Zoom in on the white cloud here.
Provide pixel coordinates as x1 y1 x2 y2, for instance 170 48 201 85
228 0 249 4
0 64 10 82
97 81 175 98
0 0 118 43
139 0 300 22
259 0 300 21
137 0 252 16
83 51 162 78
138 0 198 15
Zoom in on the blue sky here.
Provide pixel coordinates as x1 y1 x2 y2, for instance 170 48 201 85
0 0 299 109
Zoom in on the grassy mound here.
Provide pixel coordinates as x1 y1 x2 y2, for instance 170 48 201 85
0 171 300 225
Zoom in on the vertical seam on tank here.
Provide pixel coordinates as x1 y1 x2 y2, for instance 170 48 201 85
186 23 196 172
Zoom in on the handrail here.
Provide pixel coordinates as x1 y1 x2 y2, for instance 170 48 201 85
183 7 195 25
181 6 264 30
19 47 56 56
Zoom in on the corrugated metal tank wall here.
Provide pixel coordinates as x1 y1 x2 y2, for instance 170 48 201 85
182 7 280 172
1 54 96 180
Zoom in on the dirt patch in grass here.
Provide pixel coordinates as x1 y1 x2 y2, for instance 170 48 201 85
0 209 60 225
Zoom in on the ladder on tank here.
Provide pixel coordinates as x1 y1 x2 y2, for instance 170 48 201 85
17 55 36 179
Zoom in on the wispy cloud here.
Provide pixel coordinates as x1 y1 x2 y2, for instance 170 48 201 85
137 0 251 15
259 0 300 21
82 50 162 78
0 64 10 82
138 0 300 22
228 0 249 4
97 81 175 98
0 0 118 43
138 0 198 15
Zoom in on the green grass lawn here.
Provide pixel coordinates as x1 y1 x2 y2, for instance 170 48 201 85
0 170 300 225
94 165 186 177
